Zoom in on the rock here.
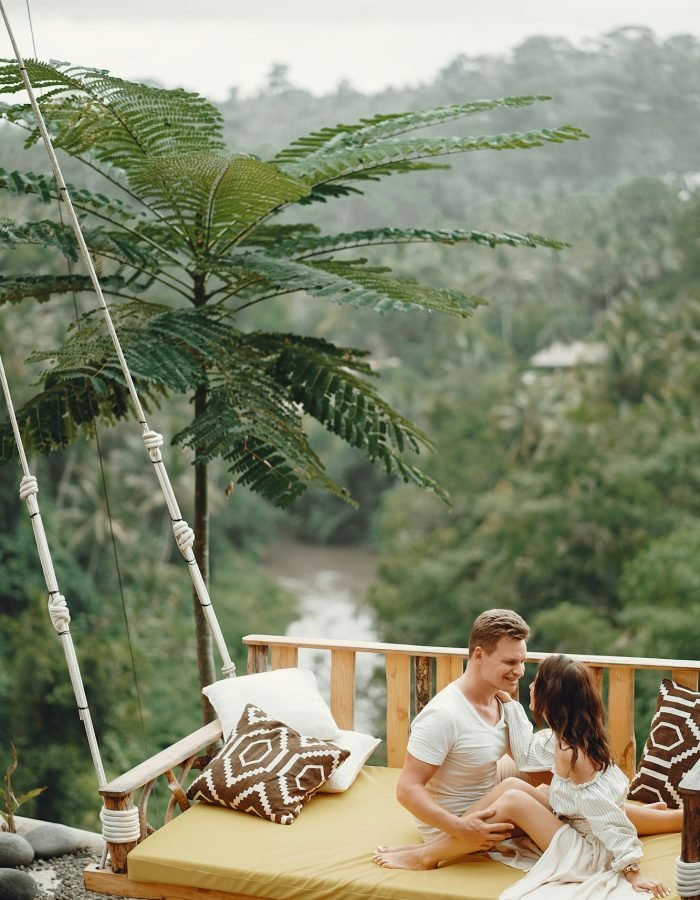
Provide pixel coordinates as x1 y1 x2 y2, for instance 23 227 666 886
24 822 92 859
0 867 38 899
0 832 34 867
14 816 104 854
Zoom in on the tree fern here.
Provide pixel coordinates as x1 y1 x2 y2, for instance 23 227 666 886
0 62 586 509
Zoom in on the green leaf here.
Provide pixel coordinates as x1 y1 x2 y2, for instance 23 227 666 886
0 273 139 305
126 153 310 246
274 96 553 163
0 60 225 173
279 125 587 187
225 251 485 316
268 226 569 257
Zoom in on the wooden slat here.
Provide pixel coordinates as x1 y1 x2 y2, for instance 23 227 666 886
84 865 256 899
330 649 356 730
587 665 604 697
672 668 699 690
100 720 223 798
242 635 700 673
680 759 700 867
414 655 432 715
608 668 636 779
435 655 465 692
270 645 298 669
386 652 410 768
246 643 269 674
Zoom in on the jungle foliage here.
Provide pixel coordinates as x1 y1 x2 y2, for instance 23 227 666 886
1 28 699 824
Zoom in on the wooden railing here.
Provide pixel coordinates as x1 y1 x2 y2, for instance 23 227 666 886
243 634 700 778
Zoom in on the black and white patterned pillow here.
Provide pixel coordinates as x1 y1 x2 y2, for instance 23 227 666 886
186 703 349 824
628 678 700 808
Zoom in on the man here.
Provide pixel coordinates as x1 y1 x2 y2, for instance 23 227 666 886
375 609 536 862
374 608 679 871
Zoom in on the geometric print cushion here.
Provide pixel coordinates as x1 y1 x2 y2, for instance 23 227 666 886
627 678 700 809
186 704 350 824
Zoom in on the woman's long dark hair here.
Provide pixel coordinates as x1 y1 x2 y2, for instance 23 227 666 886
532 655 614 772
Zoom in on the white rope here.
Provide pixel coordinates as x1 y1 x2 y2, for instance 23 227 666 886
99 806 141 844
0 2 235 680
676 858 700 897
0 356 107 790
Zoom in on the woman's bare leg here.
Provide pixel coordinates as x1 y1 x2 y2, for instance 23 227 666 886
624 802 683 835
374 778 548 855
374 787 563 870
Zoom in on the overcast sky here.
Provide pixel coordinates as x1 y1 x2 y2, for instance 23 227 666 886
1 0 699 100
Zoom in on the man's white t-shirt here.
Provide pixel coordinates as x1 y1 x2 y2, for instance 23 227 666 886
407 681 509 839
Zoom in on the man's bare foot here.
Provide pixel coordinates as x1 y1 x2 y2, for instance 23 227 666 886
373 848 436 870
647 801 668 810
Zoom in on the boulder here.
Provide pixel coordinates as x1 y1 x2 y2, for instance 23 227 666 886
24 821 91 858
0 832 34 867
0 868 38 899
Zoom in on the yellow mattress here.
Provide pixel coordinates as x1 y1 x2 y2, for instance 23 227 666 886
127 766 682 900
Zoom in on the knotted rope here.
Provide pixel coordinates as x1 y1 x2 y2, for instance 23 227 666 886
676 858 700 897
0 354 107 790
99 807 141 844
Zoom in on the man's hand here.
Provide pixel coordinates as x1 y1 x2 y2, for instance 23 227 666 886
450 808 515 852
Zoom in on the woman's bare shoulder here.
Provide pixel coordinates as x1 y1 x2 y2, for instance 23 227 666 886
554 743 598 783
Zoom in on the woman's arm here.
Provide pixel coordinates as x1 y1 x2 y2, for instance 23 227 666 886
500 696 556 772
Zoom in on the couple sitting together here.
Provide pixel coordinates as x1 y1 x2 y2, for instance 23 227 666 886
373 609 681 898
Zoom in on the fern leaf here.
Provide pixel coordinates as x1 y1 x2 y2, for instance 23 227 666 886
268 227 569 257
126 153 310 244
226 251 485 316
0 273 137 305
278 126 587 186
273 96 551 163
0 59 225 172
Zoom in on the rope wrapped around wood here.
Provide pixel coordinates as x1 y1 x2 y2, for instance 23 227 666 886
48 594 71 633
676 858 700 897
100 806 141 844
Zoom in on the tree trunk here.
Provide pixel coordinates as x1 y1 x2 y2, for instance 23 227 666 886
192 271 217 723
193 388 217 723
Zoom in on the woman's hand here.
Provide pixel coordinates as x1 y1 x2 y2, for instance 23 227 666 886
495 690 513 703
625 869 671 897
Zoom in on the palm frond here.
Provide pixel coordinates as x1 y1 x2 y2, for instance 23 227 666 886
278 125 587 187
225 251 485 316
0 59 225 172
273 96 551 163
268 227 569 258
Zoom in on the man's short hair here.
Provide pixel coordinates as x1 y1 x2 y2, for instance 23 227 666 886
468 609 530 655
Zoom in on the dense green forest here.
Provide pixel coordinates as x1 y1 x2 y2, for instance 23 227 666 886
1 28 699 827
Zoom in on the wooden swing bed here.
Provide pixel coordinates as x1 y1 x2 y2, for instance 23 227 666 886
83 635 700 900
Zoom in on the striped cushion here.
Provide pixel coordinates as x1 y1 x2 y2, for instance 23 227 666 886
628 679 700 808
186 703 349 824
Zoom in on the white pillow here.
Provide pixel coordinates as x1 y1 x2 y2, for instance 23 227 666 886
203 668 341 741
318 729 382 793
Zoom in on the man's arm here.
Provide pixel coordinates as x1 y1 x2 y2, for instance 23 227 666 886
396 752 514 851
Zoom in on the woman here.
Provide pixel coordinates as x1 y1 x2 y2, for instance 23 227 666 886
374 655 675 898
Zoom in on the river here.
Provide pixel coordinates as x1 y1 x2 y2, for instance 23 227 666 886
261 540 382 733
